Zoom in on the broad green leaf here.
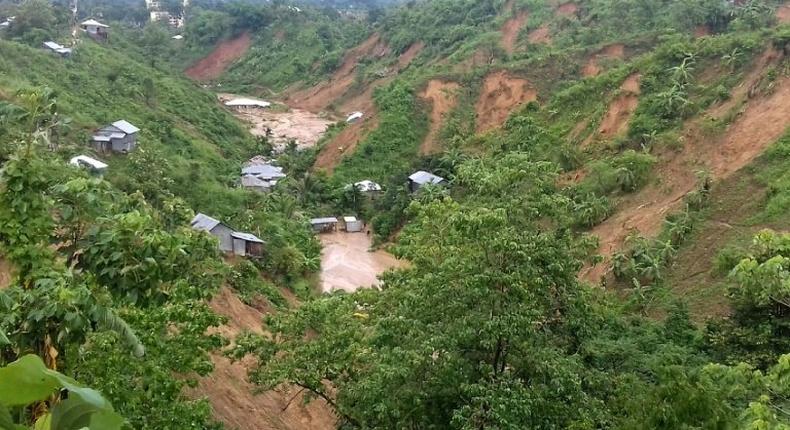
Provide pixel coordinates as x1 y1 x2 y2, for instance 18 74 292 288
33 413 51 430
0 355 59 406
50 397 95 430
87 410 123 430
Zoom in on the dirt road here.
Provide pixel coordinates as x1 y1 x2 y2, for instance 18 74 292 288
319 231 405 293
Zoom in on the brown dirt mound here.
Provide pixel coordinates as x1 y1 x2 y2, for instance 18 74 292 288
693 25 711 38
582 44 625 77
476 71 538 132
189 286 337 429
420 80 461 155
286 33 391 113
527 25 552 45
186 32 252 81
397 41 425 69
584 73 640 144
778 2 790 23
501 11 529 53
314 114 380 172
556 2 578 17
582 49 790 282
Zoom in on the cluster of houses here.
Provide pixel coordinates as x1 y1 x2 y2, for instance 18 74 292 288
310 216 363 234
241 157 286 193
190 213 264 257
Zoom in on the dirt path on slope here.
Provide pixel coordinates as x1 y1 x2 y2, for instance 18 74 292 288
189 286 337 430
319 231 406 293
476 71 537 132
528 25 552 45
501 10 529 53
285 33 390 113
582 53 790 282
186 33 252 81
419 80 461 155
582 44 625 77
583 73 640 146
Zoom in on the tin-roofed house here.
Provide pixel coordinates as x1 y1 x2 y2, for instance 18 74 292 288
91 120 139 153
408 170 445 193
241 162 286 192
42 41 72 58
310 217 338 233
231 232 265 257
190 213 234 253
81 19 109 40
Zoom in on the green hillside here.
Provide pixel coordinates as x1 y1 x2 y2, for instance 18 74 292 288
1 0 789 428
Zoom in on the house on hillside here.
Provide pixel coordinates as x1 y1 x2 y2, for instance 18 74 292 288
42 41 72 58
69 155 107 174
80 19 109 40
190 213 234 253
408 170 445 193
91 120 139 153
231 232 265 257
310 217 338 233
241 161 286 192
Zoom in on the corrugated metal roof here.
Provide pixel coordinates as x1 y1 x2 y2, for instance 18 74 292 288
409 170 445 185
346 111 364 123
190 213 222 232
241 176 273 188
43 41 62 50
225 98 271 108
231 232 265 243
69 155 108 170
81 19 109 27
242 164 286 179
112 120 140 134
91 134 112 142
343 216 358 223
310 217 338 225
353 180 382 192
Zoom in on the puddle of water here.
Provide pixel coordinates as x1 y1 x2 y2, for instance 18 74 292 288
319 231 405 293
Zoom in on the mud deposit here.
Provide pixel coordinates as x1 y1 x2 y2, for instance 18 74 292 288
219 94 334 150
319 231 405 293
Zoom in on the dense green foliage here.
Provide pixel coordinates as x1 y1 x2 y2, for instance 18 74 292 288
1 0 789 428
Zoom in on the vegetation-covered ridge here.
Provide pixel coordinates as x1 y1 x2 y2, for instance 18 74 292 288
0 0 789 428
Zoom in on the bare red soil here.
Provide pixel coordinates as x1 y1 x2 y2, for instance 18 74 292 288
286 33 390 113
777 2 790 23
583 73 640 146
501 11 529 53
528 25 552 45
420 80 461 155
582 49 790 282
188 287 337 429
185 33 252 81
556 2 578 17
314 114 380 172
397 41 425 69
582 44 625 77
476 71 537 132
693 25 711 38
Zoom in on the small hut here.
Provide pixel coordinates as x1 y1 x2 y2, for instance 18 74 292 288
343 216 363 233
231 232 265 257
69 155 107 174
408 171 445 193
310 217 339 233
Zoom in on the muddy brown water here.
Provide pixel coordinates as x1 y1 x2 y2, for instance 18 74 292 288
319 231 406 293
